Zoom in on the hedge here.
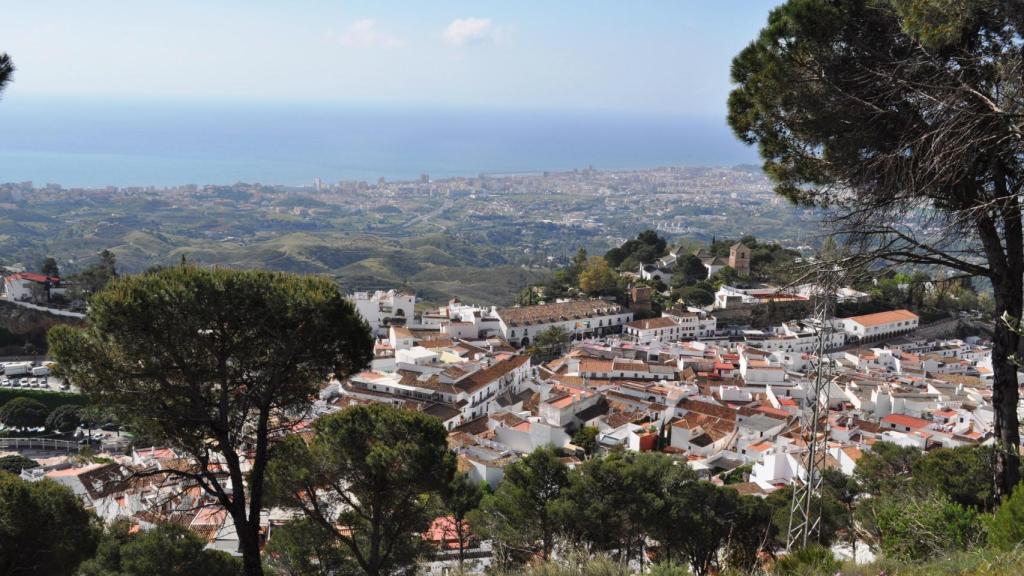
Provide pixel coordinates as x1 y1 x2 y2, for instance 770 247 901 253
0 389 90 412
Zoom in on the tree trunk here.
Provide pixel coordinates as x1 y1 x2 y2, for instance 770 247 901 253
238 521 264 576
456 521 466 571
990 275 1022 499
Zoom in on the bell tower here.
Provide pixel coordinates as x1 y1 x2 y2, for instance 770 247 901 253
729 242 750 276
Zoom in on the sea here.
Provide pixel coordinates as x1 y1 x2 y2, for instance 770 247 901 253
0 96 759 188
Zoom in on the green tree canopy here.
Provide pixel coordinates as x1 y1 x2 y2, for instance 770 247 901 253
0 473 100 576
571 426 600 457
49 265 373 576
0 455 38 475
558 451 675 565
677 284 715 307
475 446 569 562
578 256 619 296
529 326 568 360
729 0 1024 497
78 520 241 576
664 481 738 576
857 492 984 561
605 230 668 270
441 473 486 570
724 494 775 574
988 480 1024 551
264 518 356 576
854 441 922 496
764 485 846 550
45 404 81 433
912 445 996 511
266 403 455 576
40 257 59 277
0 397 49 429
70 249 119 297
671 254 707 289
0 52 13 97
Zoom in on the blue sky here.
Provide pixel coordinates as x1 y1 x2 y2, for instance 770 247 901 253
0 1 780 115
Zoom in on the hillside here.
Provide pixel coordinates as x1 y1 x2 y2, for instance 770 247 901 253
0 167 811 306
0 300 82 355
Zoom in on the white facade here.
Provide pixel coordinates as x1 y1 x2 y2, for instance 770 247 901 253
3 273 66 304
496 300 633 347
840 310 919 342
350 290 416 337
640 263 671 283
714 284 807 309
624 317 685 344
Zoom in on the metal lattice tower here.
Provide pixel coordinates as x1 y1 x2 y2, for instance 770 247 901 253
787 265 842 550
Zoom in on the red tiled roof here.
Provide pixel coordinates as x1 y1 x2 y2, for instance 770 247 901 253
459 355 530 394
497 299 623 327
844 309 918 327
881 413 932 429
6 272 59 283
627 317 677 330
679 398 736 421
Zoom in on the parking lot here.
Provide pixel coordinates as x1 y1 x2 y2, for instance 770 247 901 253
0 374 70 392
0 359 77 393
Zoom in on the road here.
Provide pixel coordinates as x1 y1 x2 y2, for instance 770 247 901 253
402 198 453 231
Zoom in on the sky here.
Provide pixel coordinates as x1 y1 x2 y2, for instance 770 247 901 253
0 1 782 115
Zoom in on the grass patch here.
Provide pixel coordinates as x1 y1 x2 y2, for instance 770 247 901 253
839 549 1024 576
0 388 89 411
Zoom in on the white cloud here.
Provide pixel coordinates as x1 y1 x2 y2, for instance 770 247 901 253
442 17 494 47
333 19 403 49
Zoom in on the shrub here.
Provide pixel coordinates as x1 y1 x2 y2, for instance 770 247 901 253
0 389 90 411
0 397 49 429
0 454 39 474
987 482 1024 551
513 552 628 576
773 545 841 576
859 493 985 561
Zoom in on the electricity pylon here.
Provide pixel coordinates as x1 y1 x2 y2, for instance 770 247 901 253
787 265 842 550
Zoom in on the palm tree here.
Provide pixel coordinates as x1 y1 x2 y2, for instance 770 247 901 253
0 52 14 96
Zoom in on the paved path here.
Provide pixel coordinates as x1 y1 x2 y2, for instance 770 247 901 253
3 300 85 319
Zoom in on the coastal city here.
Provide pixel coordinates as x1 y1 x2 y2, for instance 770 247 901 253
3 1 1024 575
0 166 817 305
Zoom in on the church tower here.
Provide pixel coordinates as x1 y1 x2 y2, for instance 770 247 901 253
729 242 750 276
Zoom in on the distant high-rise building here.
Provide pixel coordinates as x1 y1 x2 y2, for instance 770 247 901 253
314 177 323 191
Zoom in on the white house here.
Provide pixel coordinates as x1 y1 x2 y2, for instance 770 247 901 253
3 272 66 304
350 289 416 337
640 263 672 284
624 317 685 344
662 308 717 339
496 299 633 347
840 310 919 343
